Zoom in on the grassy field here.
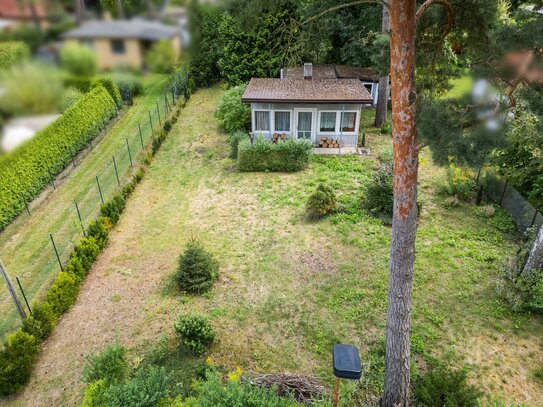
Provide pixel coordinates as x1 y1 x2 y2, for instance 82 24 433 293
3 87 543 406
0 74 169 338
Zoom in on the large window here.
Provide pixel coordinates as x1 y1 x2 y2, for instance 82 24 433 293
341 112 357 132
319 112 337 132
254 111 270 131
274 111 290 132
110 39 125 55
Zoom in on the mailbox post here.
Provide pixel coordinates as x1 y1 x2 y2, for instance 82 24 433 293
332 344 362 407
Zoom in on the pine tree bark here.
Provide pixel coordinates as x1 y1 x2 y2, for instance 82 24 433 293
521 225 543 277
382 1 419 406
374 0 390 128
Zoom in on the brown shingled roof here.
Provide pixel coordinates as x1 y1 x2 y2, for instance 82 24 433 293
282 64 379 82
242 78 373 104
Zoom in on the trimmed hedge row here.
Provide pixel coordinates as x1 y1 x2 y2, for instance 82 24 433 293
237 137 312 172
0 85 117 231
0 41 30 70
63 77 122 107
0 79 189 397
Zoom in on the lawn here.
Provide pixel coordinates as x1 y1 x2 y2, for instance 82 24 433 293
0 74 169 338
3 87 542 406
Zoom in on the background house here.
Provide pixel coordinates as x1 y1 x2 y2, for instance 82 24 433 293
0 0 48 30
242 63 373 148
62 19 181 70
282 64 384 106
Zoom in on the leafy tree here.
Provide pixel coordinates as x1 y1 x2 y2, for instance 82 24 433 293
60 43 98 77
145 40 177 74
214 84 251 133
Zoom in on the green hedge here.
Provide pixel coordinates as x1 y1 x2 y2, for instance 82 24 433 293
0 75 188 396
237 137 312 172
63 77 122 107
0 85 117 231
0 41 30 70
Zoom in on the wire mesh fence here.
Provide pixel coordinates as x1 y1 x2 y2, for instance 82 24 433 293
479 169 543 234
0 70 188 337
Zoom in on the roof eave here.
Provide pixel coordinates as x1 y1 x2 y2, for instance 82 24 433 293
241 98 373 104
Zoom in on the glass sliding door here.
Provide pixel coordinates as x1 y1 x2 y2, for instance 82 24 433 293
296 110 315 140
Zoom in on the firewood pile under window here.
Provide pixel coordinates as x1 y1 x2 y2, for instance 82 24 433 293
271 133 288 143
318 137 340 148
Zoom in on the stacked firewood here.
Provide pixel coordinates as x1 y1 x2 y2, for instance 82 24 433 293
271 133 288 143
318 137 340 148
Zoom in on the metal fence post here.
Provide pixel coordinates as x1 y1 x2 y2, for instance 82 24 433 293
50 234 64 272
96 176 104 205
156 100 161 125
74 201 86 237
138 123 144 149
21 194 30 216
0 258 27 319
149 111 154 137
16 276 32 315
499 179 509 205
70 146 77 169
126 138 133 166
48 168 56 190
113 156 120 186
530 209 540 229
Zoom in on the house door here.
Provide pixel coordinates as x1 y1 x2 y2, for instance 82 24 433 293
295 109 315 141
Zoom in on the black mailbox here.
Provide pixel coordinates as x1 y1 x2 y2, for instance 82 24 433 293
332 344 362 380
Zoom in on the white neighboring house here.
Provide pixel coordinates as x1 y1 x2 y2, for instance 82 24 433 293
242 63 374 147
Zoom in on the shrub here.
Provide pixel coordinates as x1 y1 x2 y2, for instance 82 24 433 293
0 85 116 230
514 272 543 313
237 137 312 172
0 41 30 70
152 130 168 156
146 40 177 74
92 78 122 108
415 365 483 407
377 147 393 163
0 329 40 396
0 25 44 52
22 302 57 340
60 43 97 77
100 194 126 226
109 72 143 101
45 271 79 316
103 367 170 407
82 342 128 385
176 239 219 294
82 379 109 407
87 217 110 248
215 84 251 133
62 87 84 112
174 314 215 355
73 237 101 273
0 62 63 116
443 160 476 200
228 131 248 159
363 161 394 222
306 184 337 219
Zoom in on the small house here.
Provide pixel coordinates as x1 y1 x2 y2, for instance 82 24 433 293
62 19 181 70
242 63 373 148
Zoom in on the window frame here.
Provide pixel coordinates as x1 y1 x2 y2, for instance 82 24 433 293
110 39 126 55
318 111 339 135
253 109 271 132
273 110 292 134
339 111 359 134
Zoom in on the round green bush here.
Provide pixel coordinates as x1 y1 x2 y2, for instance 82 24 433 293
45 271 80 316
0 329 40 396
176 239 218 294
60 43 97 77
82 342 128 385
363 161 394 221
174 314 215 355
306 184 337 219
215 84 251 133
0 41 30 70
22 301 57 340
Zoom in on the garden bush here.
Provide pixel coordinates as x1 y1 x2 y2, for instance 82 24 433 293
60 43 97 77
100 194 126 226
0 41 30 70
215 84 251 133
176 238 219 294
174 314 215 355
87 217 110 249
82 342 128 385
237 137 312 172
92 78 122 108
45 271 80 316
0 62 63 116
146 40 177 74
228 131 249 159
102 367 170 406
73 236 101 273
363 161 394 222
109 72 144 101
443 159 476 200
0 85 116 230
415 364 483 407
306 184 337 219
61 87 84 112
0 329 40 396
22 301 57 340
0 25 44 52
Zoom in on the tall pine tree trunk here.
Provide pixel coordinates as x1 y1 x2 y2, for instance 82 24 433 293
382 1 419 406
521 225 543 277
374 0 390 128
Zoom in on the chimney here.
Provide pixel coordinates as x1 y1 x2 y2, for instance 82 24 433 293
304 63 313 80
